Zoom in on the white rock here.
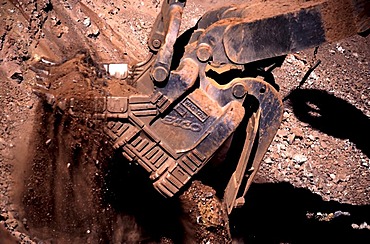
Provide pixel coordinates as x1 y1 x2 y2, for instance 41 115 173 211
361 159 369 167
264 157 273 164
45 139 52 145
83 17 91 27
283 111 290 119
336 44 345 53
293 154 308 164
308 134 316 141
360 222 368 229
351 223 359 229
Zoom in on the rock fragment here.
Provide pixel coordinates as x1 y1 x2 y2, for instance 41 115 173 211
83 17 91 27
10 72 23 83
87 25 100 39
293 154 308 164
287 134 295 144
264 157 273 164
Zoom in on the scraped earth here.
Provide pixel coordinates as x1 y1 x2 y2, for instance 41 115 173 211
0 0 369 243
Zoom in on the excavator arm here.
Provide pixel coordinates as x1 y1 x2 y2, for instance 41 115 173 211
35 0 369 215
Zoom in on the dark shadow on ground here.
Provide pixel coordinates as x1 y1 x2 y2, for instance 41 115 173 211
231 182 370 244
286 89 370 157
104 151 184 243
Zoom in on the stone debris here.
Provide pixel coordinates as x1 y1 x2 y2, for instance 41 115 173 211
264 157 274 164
287 134 295 144
352 222 370 230
10 72 23 84
307 134 316 141
361 159 369 168
336 44 345 53
283 111 290 120
329 173 336 180
306 211 350 222
291 127 304 138
87 24 100 39
277 129 289 138
83 17 91 27
293 154 308 164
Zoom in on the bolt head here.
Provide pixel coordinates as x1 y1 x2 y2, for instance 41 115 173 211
152 66 168 82
232 83 247 98
197 43 212 62
152 39 161 49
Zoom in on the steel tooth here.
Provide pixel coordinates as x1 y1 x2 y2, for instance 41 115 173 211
223 77 283 214
29 65 50 78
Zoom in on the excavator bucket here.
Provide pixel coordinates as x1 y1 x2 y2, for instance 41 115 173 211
32 0 369 215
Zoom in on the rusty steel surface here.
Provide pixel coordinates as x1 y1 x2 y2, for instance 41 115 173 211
149 0 186 82
223 78 283 214
188 0 369 65
34 0 369 214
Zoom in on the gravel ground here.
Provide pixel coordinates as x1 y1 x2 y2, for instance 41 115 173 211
259 36 370 205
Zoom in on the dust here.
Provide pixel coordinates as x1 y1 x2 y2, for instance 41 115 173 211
8 97 36 231
12 52 155 242
15 53 115 242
